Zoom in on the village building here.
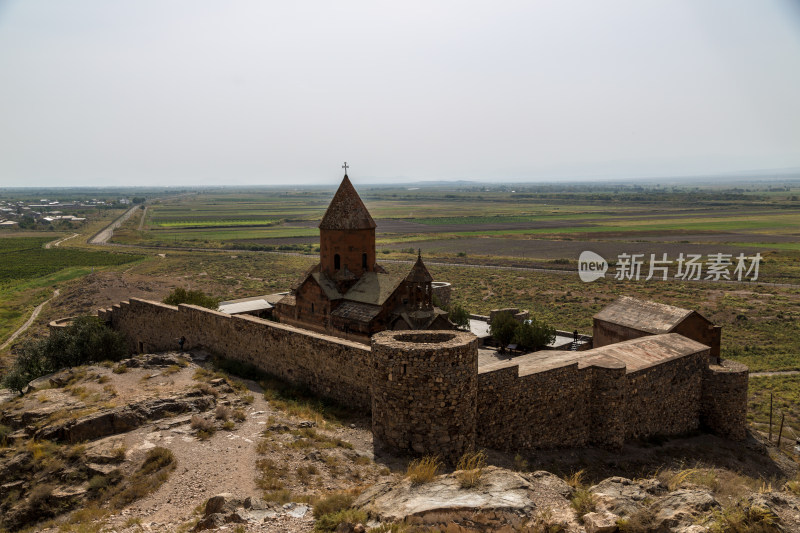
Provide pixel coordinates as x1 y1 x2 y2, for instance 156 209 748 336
273 172 452 342
593 295 722 362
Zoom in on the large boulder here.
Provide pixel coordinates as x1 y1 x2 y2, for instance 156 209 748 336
651 489 719 532
590 476 653 517
354 466 575 529
583 511 619 533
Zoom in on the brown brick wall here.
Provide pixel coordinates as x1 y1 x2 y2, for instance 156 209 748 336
320 228 375 277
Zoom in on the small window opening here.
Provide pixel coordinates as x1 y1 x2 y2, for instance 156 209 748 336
311 303 315 313
334 254 341 270
362 253 367 269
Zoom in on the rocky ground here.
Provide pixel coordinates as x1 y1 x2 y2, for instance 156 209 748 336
1 350 800 532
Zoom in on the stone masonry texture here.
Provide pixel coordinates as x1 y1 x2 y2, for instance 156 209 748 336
371 330 478 463
96 298 748 458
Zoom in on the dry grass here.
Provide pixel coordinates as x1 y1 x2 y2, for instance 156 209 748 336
706 502 778 533
215 405 231 420
287 427 354 450
529 509 567 533
190 415 216 439
163 365 182 375
106 446 176 510
564 469 585 489
256 457 287 491
456 449 487 488
405 456 441 485
617 507 658 532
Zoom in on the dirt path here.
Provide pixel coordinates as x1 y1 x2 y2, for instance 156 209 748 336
89 206 141 245
750 370 800 377
0 289 60 351
137 206 147 231
44 233 80 249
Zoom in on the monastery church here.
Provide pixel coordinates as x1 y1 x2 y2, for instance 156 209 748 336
274 172 453 341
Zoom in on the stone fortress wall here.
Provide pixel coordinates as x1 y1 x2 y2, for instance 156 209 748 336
96 298 748 462
98 298 373 410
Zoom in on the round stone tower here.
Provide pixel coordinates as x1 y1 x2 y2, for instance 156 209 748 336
370 330 478 463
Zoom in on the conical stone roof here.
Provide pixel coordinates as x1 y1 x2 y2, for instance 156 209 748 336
319 175 376 230
406 252 434 283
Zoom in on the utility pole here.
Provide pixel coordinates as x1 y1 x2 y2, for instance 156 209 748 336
778 413 785 450
769 393 773 443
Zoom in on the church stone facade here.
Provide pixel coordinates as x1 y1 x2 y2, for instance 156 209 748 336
274 173 452 342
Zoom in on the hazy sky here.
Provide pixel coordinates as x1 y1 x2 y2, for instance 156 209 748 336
1 1 799 187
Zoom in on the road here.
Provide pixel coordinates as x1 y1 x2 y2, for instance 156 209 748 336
44 233 80 249
0 289 60 351
137 206 148 231
89 205 141 245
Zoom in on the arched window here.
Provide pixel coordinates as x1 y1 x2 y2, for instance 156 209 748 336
334 254 340 270
362 253 367 269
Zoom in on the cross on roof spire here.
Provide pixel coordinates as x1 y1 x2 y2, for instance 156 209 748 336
342 162 349 176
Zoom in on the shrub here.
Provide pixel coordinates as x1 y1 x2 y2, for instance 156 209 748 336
449 302 471 331
233 409 246 422
314 509 367 532
163 287 220 310
405 456 441 484
489 312 518 351
2 316 127 393
513 317 556 351
88 474 109 492
313 492 355 518
570 488 597 519
0 424 11 447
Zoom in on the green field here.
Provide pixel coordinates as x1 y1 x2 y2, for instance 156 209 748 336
0 233 145 349
0 237 144 289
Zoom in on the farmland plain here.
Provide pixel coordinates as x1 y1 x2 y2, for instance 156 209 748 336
2 180 800 435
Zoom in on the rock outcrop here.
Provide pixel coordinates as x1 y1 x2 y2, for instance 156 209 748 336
36 390 215 443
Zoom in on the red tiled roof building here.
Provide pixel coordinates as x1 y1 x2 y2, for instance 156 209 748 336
274 172 453 342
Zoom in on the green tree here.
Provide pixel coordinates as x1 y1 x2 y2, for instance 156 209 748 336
489 312 519 352
513 317 556 352
163 287 220 310
2 316 127 394
449 302 471 331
